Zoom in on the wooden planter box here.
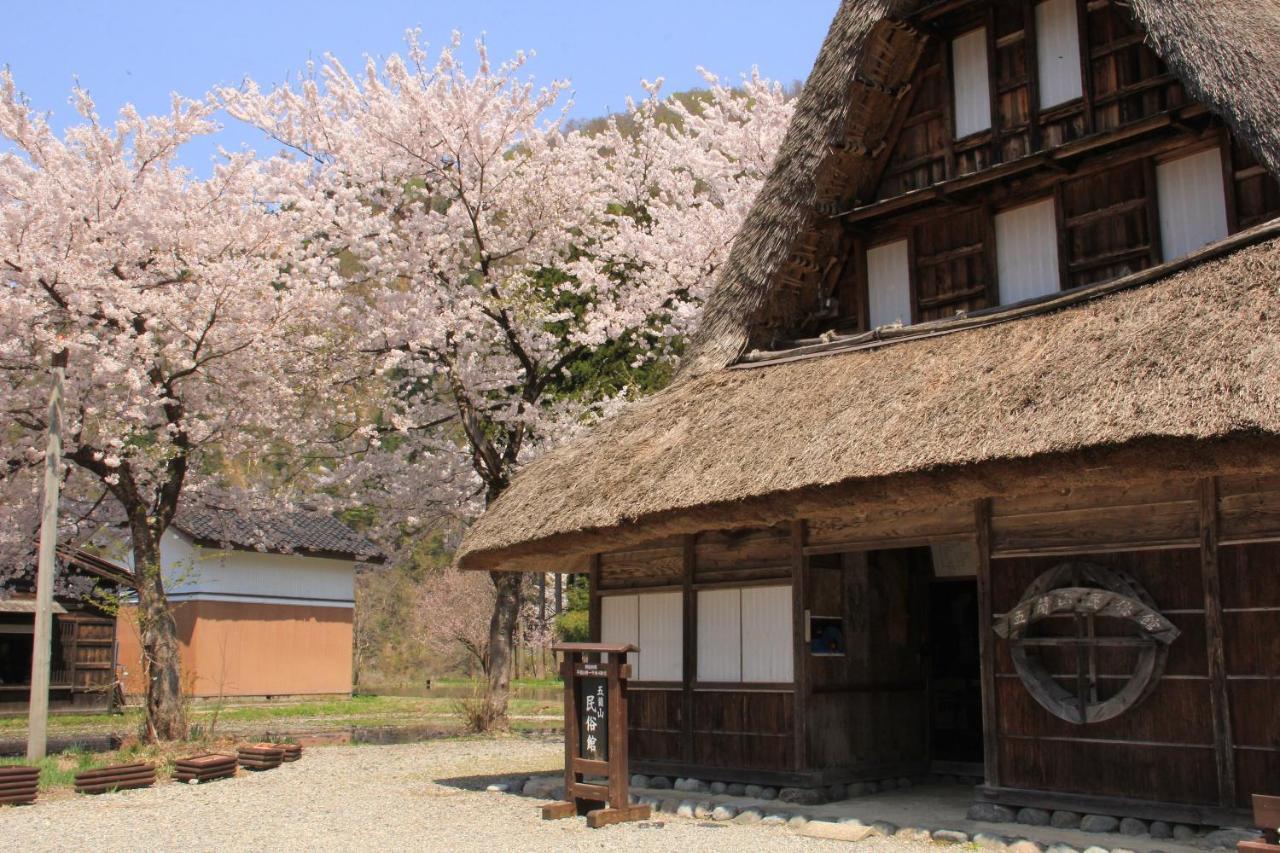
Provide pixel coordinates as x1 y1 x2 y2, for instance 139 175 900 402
237 744 284 771
73 762 156 795
173 753 238 784
0 766 40 805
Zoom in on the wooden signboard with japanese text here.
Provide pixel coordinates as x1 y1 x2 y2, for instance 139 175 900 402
541 643 650 828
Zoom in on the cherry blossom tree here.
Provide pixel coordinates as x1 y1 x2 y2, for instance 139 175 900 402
221 33 792 720
0 72 334 739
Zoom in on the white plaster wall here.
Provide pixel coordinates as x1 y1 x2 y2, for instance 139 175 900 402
157 529 356 608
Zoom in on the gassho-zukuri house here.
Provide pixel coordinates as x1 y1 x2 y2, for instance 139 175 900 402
459 0 1280 826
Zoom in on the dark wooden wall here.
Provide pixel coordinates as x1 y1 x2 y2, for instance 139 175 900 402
592 466 1280 810
595 524 797 782
991 548 1217 805
806 549 931 778
829 0 1280 336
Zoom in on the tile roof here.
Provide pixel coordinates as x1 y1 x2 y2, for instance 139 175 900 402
173 507 384 563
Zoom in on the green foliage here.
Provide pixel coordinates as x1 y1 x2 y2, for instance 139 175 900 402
554 576 591 642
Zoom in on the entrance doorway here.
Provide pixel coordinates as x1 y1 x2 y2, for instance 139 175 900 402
928 578 983 770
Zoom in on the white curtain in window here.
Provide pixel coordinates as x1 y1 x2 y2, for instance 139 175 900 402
601 594 638 671
696 588 742 682
952 28 992 138
637 592 682 681
1036 0 1084 108
996 198 1061 304
741 586 794 683
867 239 913 328
1157 148 1229 261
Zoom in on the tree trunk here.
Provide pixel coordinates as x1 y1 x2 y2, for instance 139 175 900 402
485 570 522 720
131 525 186 741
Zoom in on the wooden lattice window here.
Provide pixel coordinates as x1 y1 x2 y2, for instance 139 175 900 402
993 562 1180 724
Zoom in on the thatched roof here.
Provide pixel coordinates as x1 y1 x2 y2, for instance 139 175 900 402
460 227 1280 570
682 0 1280 376
459 0 1280 571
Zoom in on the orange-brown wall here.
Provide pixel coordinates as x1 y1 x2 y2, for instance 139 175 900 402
117 601 353 698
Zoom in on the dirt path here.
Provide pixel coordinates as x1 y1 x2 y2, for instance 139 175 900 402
0 739 931 852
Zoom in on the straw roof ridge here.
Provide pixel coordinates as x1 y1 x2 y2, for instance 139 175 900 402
680 0 1280 378
459 232 1280 570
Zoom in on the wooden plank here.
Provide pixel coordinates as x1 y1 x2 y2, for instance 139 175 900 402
588 555 602 643
607 652 627 808
791 520 808 773
1200 478 1238 808
991 499 1199 554
975 499 1000 787
586 804 651 828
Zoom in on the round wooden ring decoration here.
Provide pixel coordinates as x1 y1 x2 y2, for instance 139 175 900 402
993 562 1180 725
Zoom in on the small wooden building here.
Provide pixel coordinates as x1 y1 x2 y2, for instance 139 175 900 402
0 548 129 713
116 507 381 700
459 0 1280 827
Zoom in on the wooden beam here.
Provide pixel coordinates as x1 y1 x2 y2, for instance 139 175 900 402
681 534 696 765
1199 477 1238 808
588 554 602 643
974 499 1001 787
790 520 809 773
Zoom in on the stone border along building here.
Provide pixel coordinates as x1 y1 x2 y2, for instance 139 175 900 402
460 0 1280 830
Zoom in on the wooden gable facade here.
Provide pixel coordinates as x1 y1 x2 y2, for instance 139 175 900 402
805 0 1280 338
563 0 1280 828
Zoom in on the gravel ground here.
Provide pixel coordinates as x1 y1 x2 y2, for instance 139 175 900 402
0 738 937 853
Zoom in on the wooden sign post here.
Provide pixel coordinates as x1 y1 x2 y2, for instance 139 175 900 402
541 642 650 828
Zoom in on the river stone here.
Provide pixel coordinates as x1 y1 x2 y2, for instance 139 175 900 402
676 778 710 793
693 801 714 819
726 783 747 796
801 821 875 842
1051 811 1083 829
709 781 727 795
969 803 1018 823
761 814 788 826
779 787 824 805
659 798 680 814
1007 840 1044 853
1149 820 1172 839
648 776 672 790
760 787 779 801
870 820 899 837
711 804 738 822
1045 845 1081 853
744 784 763 798
1017 808 1052 826
733 808 763 825
1112 848 1138 853
1172 824 1197 841
896 826 933 842
827 784 847 801
847 781 876 796
1203 828 1263 849
1080 815 1120 834
485 782 510 793
630 774 650 789
1119 817 1148 836
787 814 809 829
1082 847 1110 853
521 779 542 796
550 786 564 800
973 832 1012 850
934 830 971 845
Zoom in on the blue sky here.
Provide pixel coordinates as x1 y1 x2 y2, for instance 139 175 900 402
6 1 838 172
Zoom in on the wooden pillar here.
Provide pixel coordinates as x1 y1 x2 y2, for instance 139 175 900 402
1199 477 1237 807
974 499 1001 788
588 555 602 643
681 535 696 764
790 520 809 773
